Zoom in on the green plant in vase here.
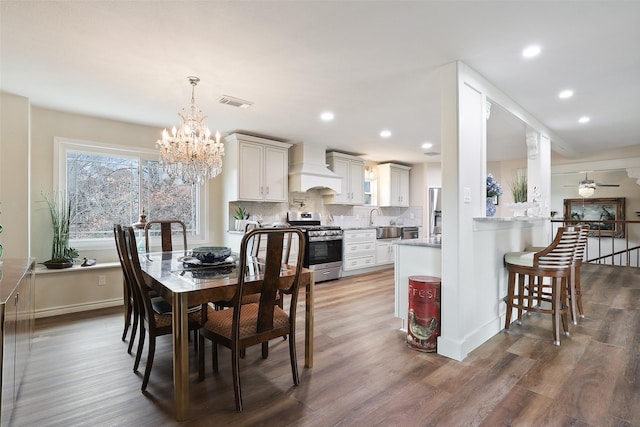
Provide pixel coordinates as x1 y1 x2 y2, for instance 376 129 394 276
509 172 528 203
232 206 250 231
42 192 78 268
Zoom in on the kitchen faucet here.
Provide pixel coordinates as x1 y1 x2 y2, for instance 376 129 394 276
369 208 382 226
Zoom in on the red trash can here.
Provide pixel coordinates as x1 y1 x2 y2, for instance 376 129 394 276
407 275 441 352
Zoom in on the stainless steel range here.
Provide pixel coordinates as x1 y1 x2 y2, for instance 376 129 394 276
287 211 342 282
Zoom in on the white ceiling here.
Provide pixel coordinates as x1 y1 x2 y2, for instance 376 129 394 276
1 1 639 164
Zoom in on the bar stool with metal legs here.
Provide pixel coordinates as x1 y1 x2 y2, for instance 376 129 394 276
503 226 580 345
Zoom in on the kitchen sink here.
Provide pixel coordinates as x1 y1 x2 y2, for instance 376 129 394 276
376 226 402 239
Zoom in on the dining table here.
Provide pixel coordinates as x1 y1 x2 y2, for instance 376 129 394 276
138 251 315 421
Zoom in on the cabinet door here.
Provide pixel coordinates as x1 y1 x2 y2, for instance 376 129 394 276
376 241 396 265
348 161 365 205
238 142 264 201
2 295 18 421
330 157 350 204
263 146 288 202
390 167 410 206
376 242 389 264
398 168 410 206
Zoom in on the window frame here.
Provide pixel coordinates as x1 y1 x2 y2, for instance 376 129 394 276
53 137 208 251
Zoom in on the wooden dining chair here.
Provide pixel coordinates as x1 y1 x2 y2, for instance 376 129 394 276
239 221 287 311
143 219 187 254
114 223 175 354
113 224 138 353
197 227 306 411
117 225 211 391
503 226 579 345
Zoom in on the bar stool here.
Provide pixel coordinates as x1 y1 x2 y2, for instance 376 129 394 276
569 225 589 323
525 224 589 324
503 226 579 345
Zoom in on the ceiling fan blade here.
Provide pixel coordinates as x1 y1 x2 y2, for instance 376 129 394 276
596 183 620 187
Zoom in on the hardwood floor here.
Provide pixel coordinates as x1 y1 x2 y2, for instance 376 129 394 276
11 264 640 426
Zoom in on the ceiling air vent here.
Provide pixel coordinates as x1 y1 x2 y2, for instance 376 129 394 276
424 151 440 156
217 95 253 108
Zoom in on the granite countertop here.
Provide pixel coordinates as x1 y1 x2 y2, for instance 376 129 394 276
340 226 376 230
394 238 441 248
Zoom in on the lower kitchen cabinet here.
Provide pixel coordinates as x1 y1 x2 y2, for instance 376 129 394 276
376 239 398 265
1 258 35 426
342 229 376 272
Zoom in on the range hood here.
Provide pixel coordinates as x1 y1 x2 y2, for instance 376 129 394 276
289 142 342 193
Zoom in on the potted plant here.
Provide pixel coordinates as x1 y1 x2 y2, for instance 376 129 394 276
509 171 528 203
507 172 531 216
42 192 78 269
232 206 250 231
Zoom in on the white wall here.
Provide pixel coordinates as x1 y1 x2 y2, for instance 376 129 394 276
0 92 30 258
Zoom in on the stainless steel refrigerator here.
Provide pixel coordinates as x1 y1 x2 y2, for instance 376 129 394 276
428 187 442 237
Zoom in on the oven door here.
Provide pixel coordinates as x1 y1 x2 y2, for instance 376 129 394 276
305 238 343 266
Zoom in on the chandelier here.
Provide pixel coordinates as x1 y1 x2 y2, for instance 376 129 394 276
156 76 224 185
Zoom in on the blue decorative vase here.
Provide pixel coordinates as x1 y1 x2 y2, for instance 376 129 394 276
486 198 496 217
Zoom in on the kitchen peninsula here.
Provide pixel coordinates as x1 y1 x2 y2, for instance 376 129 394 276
394 239 441 332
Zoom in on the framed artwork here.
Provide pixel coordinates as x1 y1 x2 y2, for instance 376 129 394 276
563 197 625 237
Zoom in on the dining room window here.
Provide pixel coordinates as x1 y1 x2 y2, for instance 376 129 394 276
54 137 205 248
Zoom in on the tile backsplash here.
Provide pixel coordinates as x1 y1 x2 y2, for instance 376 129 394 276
229 189 423 229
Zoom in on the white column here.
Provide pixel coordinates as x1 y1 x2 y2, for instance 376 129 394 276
526 130 551 217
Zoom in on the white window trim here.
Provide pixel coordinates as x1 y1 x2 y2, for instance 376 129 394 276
53 137 208 251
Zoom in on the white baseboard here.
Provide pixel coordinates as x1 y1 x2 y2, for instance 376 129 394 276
35 298 123 318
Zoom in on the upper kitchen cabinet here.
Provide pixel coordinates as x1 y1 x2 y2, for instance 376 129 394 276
224 133 292 202
377 163 411 207
324 152 365 205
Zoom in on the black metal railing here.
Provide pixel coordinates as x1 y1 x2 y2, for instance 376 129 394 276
550 219 640 267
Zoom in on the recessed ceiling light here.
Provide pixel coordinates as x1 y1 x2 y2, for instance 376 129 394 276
320 111 334 121
380 130 392 138
578 116 591 124
558 89 574 99
421 142 433 150
522 45 541 58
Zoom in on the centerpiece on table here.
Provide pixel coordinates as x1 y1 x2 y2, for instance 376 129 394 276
486 174 503 217
42 192 78 269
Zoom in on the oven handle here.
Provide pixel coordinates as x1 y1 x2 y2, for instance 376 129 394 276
307 236 343 242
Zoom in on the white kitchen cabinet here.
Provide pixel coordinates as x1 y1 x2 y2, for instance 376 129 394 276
377 163 410 207
224 133 292 202
342 229 376 271
376 239 397 265
1 259 34 426
324 152 365 205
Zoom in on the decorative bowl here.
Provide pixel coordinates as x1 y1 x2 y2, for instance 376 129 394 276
190 246 232 264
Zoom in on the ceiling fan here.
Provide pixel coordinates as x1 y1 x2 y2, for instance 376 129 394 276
566 172 619 197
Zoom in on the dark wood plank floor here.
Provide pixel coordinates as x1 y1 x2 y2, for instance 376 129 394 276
11 264 640 426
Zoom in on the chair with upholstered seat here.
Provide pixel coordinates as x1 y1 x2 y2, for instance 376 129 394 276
197 227 305 411
144 219 187 254
524 224 589 324
503 226 580 345
116 225 212 391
